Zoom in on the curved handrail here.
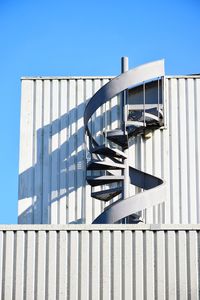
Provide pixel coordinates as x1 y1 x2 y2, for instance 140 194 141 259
85 59 166 224
92 178 166 224
92 167 166 223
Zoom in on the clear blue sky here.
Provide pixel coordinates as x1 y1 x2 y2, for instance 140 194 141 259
0 0 199 223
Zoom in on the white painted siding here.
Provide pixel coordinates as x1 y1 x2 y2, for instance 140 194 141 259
18 76 200 224
0 225 199 299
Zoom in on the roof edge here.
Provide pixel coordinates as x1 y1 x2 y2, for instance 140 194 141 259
21 75 200 80
0 224 200 231
21 75 115 80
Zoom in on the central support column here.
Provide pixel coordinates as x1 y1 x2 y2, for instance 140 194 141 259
121 57 129 208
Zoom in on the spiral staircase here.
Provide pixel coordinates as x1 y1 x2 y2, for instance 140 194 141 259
84 58 167 224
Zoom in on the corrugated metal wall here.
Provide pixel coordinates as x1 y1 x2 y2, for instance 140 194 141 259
130 76 200 224
18 76 200 224
18 76 120 224
0 225 199 300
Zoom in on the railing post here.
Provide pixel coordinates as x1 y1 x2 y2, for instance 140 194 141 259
121 57 129 214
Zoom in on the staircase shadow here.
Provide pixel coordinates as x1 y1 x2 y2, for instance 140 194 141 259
18 100 120 224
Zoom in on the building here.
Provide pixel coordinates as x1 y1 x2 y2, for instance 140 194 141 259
18 58 200 225
1 58 200 299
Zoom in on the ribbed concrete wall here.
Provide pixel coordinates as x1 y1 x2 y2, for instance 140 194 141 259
18 76 200 224
0 225 199 300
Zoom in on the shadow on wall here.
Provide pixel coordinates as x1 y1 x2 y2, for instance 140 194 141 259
18 100 119 224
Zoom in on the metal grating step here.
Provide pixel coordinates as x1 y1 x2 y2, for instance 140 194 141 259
92 145 127 159
105 129 128 149
87 175 124 187
91 187 122 201
87 159 125 171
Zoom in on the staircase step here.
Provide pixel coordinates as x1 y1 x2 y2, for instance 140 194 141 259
126 124 146 137
125 214 143 224
105 129 128 149
91 187 122 201
87 159 125 171
107 169 121 176
92 145 127 159
126 120 145 127
87 175 124 187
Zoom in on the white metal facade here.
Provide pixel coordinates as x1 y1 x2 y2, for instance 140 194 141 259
18 76 200 224
0 225 199 300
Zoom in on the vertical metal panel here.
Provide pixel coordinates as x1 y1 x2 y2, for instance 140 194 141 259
4 231 14 300
90 230 100 300
19 76 200 224
18 80 34 224
15 231 25 299
0 225 199 299
57 230 68 299
36 231 46 299
123 230 133 300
